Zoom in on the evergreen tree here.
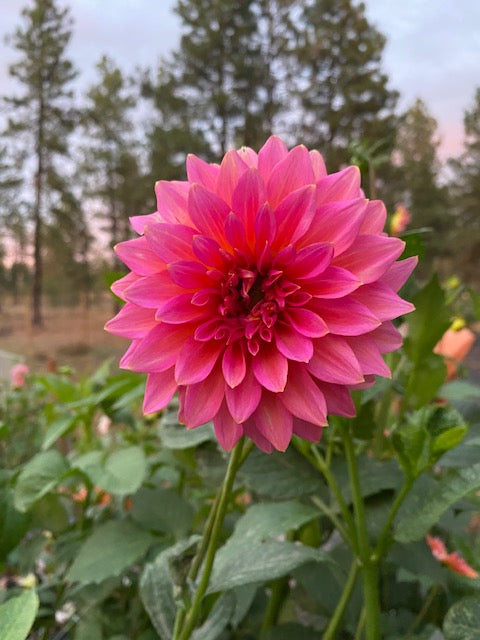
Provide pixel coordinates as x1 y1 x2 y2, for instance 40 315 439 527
292 0 398 171
79 55 150 269
449 88 480 283
4 0 77 326
395 98 450 270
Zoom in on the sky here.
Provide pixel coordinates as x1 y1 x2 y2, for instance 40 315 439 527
1 0 479 161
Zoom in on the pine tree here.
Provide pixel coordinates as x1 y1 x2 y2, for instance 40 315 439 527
79 55 150 269
449 88 480 282
4 0 77 326
292 0 398 171
395 98 450 270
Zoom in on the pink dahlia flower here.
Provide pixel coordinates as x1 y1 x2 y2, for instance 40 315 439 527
105 136 416 452
10 362 29 388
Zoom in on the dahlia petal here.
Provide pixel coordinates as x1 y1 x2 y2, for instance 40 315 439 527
111 271 139 300
316 165 361 205
182 364 225 428
155 180 190 225
284 307 329 338
186 154 220 191
252 342 288 392
243 418 274 453
254 203 276 249
308 335 364 384
351 375 376 390
267 145 315 209
213 401 244 451
143 368 177 413
104 303 156 339
351 281 415 321
119 339 140 369
175 337 224 385
275 322 314 362
334 235 405 283
123 323 192 372
232 168 265 245
380 256 418 291
215 149 249 206
192 234 226 268
292 417 323 442
316 381 356 417
257 135 288 184
237 146 258 168
273 184 316 247
115 237 165 275
359 200 387 235
279 365 327 426
286 242 333 279
168 260 210 289
304 198 368 256
222 340 246 388
225 212 249 254
225 368 261 423
194 318 223 342
312 298 380 336
188 183 231 244
309 149 327 180
369 321 403 353
124 272 183 308
252 391 293 451
130 212 162 235
346 335 391 378
156 293 210 324
144 223 196 263
305 266 361 298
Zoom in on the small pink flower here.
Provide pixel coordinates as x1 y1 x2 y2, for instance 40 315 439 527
10 363 29 388
426 535 478 579
105 136 416 452
390 204 411 236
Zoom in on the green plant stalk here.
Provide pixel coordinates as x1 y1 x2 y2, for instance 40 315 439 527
374 477 413 558
322 560 359 640
175 437 246 640
259 576 290 637
341 425 381 640
311 495 350 543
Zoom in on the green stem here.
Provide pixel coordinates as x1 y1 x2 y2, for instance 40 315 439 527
175 437 246 640
259 576 289 637
311 495 350 543
354 607 366 640
405 584 440 637
341 425 381 640
322 560 359 640
374 478 413 559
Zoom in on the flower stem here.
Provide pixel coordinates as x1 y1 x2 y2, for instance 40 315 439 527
340 424 381 640
259 576 289 637
322 560 359 640
374 478 413 559
174 437 246 640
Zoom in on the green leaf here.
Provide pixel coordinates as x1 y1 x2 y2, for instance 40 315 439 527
264 623 322 639
444 594 480 640
66 520 154 584
440 380 480 402
395 462 480 542
406 353 447 408
140 536 200 640
208 540 329 593
0 488 30 561
191 592 235 640
232 501 318 541
159 415 215 449
404 274 451 364
239 448 323 499
14 450 68 512
130 487 194 539
0 589 39 640
72 447 147 495
41 414 76 450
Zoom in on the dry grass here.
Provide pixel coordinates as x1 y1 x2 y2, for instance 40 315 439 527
0 298 126 376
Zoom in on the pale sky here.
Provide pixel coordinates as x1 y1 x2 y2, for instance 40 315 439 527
1 0 479 161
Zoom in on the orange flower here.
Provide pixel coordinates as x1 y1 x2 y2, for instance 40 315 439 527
426 535 478 579
390 204 411 236
434 327 476 380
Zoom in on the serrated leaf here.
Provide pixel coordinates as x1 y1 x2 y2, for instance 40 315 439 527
191 591 235 640
130 487 194 539
159 416 215 449
0 488 30 561
42 415 76 450
440 380 480 402
0 589 39 640
14 450 68 512
140 536 200 640
208 540 329 593
67 520 154 584
72 447 147 496
444 594 480 640
233 501 318 541
264 623 322 639
239 448 323 499
395 462 480 542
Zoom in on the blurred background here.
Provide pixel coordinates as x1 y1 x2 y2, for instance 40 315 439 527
0 0 479 374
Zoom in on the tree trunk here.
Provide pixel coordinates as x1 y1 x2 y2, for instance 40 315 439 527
32 95 45 328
